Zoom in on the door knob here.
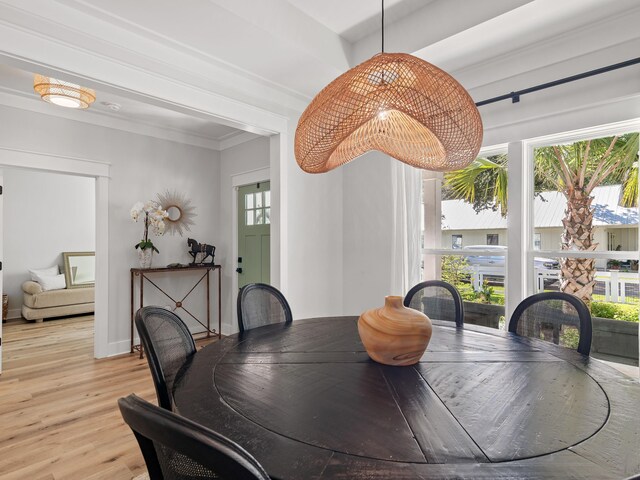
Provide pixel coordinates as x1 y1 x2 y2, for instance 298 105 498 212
236 267 243 274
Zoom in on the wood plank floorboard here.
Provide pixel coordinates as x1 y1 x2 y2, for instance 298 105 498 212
0 315 217 480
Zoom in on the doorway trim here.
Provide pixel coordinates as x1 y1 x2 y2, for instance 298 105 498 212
0 146 110 358
230 166 270 334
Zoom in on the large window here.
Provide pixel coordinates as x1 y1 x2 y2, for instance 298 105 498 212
422 151 509 329
529 132 639 346
421 126 640 353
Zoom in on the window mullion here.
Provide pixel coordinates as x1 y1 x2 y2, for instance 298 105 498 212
506 141 527 323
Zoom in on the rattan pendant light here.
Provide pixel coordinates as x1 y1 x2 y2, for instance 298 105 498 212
294 3 483 173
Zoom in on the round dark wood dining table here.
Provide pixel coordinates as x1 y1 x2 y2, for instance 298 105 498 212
172 316 640 480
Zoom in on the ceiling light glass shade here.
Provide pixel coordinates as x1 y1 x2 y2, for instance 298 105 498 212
33 74 96 109
295 53 483 173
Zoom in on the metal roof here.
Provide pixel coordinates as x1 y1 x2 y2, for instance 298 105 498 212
441 185 638 231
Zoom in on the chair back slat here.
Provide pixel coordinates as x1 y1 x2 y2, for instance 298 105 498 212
135 307 196 410
119 394 270 480
404 280 464 327
508 292 592 355
237 283 293 333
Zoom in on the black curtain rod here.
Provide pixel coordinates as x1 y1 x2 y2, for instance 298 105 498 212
475 57 640 107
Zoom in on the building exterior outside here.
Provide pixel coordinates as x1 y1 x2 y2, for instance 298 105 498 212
442 185 638 270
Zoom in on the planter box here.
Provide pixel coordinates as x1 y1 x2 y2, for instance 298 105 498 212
462 303 638 361
591 317 639 361
463 301 504 329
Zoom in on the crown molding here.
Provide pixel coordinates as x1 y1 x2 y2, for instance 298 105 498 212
219 131 262 151
0 86 232 151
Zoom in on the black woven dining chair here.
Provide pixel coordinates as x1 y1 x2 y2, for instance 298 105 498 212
508 292 592 355
119 394 270 480
135 306 196 410
237 283 293 333
403 280 464 327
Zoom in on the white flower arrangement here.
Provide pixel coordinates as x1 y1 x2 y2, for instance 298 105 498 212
131 200 169 253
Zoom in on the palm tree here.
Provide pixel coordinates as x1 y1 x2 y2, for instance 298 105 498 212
443 133 639 307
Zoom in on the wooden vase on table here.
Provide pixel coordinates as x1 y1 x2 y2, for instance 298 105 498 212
358 295 432 366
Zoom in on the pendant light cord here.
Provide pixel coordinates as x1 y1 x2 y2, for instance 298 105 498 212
381 0 384 53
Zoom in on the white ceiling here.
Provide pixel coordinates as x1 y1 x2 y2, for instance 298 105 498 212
0 63 256 150
285 0 433 43
0 0 638 148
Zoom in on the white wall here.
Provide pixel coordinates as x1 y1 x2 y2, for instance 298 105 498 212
219 136 270 333
3 169 95 317
283 124 345 320
0 104 220 354
342 152 396 315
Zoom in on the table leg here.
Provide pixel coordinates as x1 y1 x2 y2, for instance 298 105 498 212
139 273 144 359
218 266 222 339
206 269 211 338
130 271 134 353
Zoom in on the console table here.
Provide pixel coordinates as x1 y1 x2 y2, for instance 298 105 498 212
130 265 221 357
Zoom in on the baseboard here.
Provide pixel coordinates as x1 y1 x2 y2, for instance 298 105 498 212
221 321 237 336
7 308 21 320
106 325 236 358
107 339 134 357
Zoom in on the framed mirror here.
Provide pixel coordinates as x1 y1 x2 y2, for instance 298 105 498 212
157 190 196 236
63 251 95 288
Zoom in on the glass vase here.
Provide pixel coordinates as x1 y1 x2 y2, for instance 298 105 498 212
138 248 153 269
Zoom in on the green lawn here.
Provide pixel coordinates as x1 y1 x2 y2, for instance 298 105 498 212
453 283 638 322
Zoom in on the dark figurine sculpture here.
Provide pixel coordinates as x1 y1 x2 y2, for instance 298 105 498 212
187 238 216 265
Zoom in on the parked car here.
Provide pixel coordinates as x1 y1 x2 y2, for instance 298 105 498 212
462 245 506 268
462 245 560 270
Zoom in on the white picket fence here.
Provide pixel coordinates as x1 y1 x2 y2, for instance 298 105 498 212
467 265 505 291
535 268 639 303
466 265 639 304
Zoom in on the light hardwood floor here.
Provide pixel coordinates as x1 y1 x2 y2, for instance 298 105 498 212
0 315 216 480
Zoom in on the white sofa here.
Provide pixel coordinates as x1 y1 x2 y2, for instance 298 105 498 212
22 281 94 322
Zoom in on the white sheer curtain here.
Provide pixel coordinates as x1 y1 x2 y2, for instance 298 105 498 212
390 161 422 296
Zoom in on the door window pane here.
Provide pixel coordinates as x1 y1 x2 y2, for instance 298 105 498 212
245 193 254 209
256 209 264 225
256 192 263 208
265 207 271 224
246 210 254 226
265 191 271 207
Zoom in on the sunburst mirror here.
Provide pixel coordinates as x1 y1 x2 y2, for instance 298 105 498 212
156 190 197 236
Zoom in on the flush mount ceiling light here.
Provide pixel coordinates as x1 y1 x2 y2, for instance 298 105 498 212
294 3 482 173
33 74 96 109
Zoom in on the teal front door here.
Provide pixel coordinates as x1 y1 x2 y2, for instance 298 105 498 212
237 182 270 288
